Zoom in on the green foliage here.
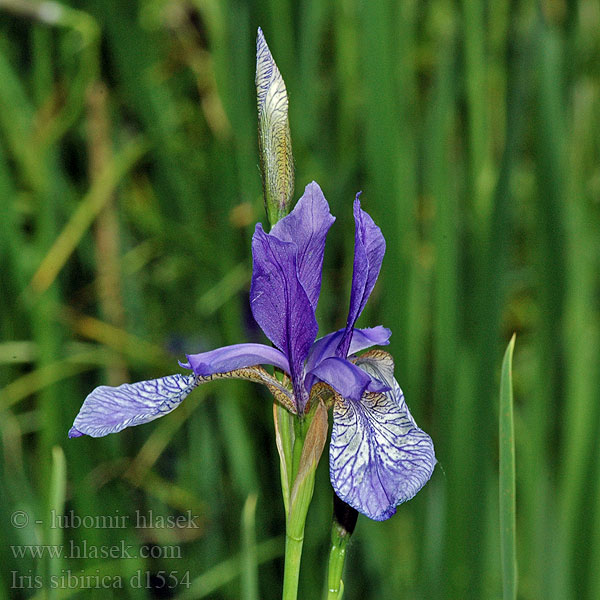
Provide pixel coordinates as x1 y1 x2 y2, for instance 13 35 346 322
499 335 517 600
1 0 599 598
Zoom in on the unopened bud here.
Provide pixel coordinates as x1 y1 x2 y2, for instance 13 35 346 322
256 28 294 226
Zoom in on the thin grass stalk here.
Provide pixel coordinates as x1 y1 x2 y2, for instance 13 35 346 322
465 4 527 595
560 62 600 600
177 537 284 600
461 0 493 231
499 335 517 600
360 0 407 366
422 12 460 596
529 19 572 599
241 493 259 600
86 81 129 385
44 446 67 600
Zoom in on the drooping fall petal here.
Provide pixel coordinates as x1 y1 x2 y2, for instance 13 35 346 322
329 351 435 520
68 374 198 438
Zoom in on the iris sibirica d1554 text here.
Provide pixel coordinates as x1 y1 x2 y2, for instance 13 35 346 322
69 28 435 599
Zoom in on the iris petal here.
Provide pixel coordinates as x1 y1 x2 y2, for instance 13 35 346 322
68 374 198 438
250 224 318 410
269 181 335 310
304 326 391 392
184 343 289 375
336 197 386 358
329 351 435 520
308 356 388 403
69 363 299 439
306 326 391 372
197 365 296 414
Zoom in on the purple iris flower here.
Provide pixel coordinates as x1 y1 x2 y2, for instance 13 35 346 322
69 182 435 520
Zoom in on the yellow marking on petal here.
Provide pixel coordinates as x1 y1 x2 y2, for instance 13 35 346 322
308 381 337 411
196 365 297 414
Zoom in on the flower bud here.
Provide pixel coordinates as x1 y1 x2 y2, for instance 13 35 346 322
256 28 294 226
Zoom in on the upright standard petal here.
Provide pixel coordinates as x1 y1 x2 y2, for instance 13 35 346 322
256 27 294 223
336 196 386 358
250 224 318 410
184 343 289 376
69 374 198 438
270 181 335 309
329 351 435 520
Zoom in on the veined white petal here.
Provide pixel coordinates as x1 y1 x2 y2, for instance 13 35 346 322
69 374 198 438
329 351 435 520
69 365 298 439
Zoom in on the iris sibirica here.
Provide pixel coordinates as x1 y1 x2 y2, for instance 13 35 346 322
69 182 435 520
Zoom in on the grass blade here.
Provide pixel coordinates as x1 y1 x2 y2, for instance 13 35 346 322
499 334 517 600
45 446 67 600
241 493 259 600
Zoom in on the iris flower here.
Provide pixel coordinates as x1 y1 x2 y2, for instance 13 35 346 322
69 182 435 520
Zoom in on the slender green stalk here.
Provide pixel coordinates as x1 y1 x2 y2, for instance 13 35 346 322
281 401 328 600
241 493 259 600
327 537 346 600
27 138 149 297
281 416 312 600
282 534 304 600
326 497 357 600
499 334 517 600
177 537 284 600
45 446 66 600
327 521 350 600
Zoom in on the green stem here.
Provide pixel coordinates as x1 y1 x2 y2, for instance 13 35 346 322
282 530 305 600
281 415 309 600
326 496 357 599
292 415 306 474
499 334 517 600
279 401 328 600
327 521 349 599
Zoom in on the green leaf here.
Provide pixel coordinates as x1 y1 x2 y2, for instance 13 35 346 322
499 334 517 600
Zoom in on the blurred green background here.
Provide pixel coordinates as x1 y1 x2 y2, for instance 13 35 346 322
1 0 599 598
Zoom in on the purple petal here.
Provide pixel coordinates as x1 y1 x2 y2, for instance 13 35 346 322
308 356 388 403
183 343 289 376
250 224 318 410
329 351 435 520
304 326 391 392
270 181 335 309
336 196 386 358
69 374 198 438
306 326 391 371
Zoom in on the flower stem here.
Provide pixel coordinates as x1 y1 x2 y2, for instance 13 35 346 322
279 402 328 600
326 495 358 599
326 522 348 599
282 529 304 600
281 415 310 600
